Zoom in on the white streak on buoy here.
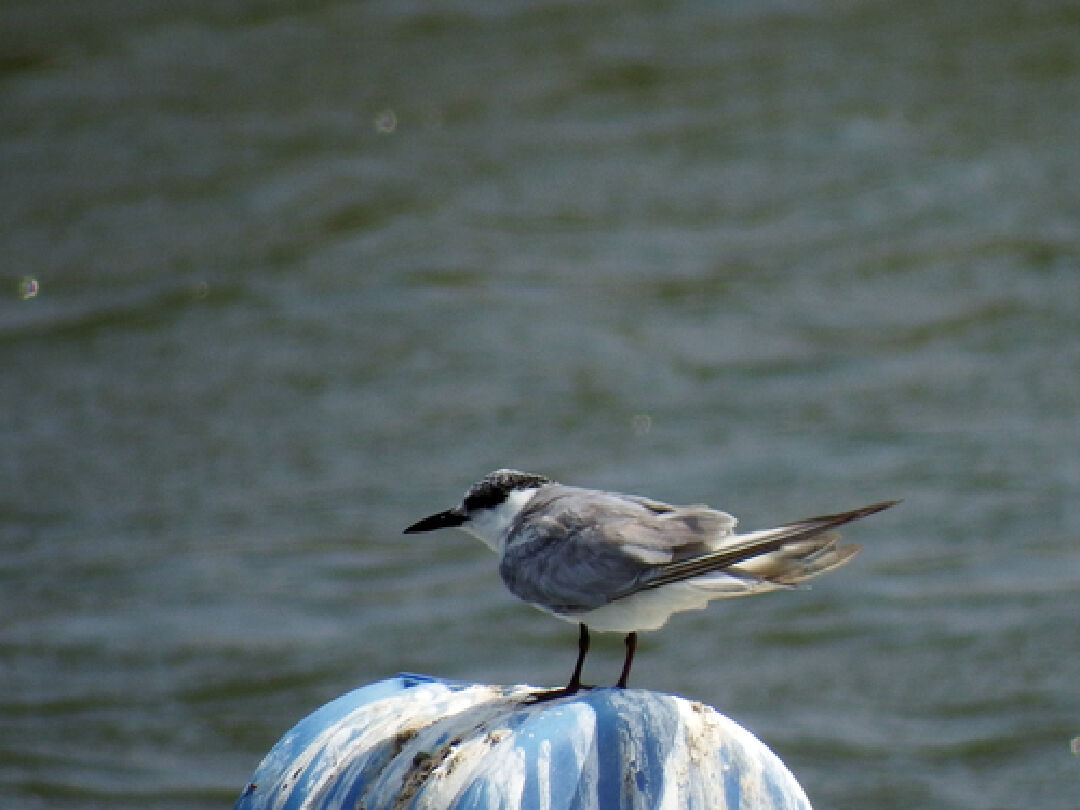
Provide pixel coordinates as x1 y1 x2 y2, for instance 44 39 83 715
233 676 813 810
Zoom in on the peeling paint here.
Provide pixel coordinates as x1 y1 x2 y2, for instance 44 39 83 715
233 674 812 810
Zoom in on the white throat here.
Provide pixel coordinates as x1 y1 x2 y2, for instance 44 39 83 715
460 487 539 553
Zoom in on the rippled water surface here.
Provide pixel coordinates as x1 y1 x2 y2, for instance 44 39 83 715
2 1 1079 808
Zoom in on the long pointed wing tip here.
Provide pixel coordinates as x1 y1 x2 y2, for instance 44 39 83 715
790 499 899 531
866 498 902 515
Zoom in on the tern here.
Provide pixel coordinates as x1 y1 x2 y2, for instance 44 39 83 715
404 469 896 695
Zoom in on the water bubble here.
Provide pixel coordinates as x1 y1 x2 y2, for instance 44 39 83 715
375 109 397 134
18 276 39 299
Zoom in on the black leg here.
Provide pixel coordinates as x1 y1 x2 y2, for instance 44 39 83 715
566 623 590 692
526 623 592 703
616 632 637 688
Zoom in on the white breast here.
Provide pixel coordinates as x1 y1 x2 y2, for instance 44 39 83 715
539 576 788 633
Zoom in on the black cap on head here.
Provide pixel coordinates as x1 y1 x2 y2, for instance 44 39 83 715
402 469 553 534
401 473 552 535
462 469 552 512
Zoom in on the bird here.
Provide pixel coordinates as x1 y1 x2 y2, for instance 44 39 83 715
404 469 897 695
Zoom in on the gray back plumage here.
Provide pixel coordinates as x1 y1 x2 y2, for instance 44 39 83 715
498 485 737 612
498 484 895 614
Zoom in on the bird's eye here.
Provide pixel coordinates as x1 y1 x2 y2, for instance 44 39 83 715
464 485 507 512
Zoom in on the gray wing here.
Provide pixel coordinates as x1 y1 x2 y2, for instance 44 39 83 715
611 492 738 562
497 486 738 613
637 500 898 591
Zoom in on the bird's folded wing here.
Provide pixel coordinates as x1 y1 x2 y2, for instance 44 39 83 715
499 490 741 611
639 500 897 590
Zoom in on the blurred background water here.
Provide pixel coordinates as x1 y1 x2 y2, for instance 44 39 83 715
2 1 1078 807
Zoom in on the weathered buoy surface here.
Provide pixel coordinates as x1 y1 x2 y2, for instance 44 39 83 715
234 673 811 810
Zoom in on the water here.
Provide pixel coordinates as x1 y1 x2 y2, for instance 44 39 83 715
2 1 1078 807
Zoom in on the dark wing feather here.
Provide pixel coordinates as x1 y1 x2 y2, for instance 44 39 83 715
498 486 896 613
639 500 898 590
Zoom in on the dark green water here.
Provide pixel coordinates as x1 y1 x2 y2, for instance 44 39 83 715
2 1 1078 807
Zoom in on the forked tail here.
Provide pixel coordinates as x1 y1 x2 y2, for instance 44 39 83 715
641 500 899 590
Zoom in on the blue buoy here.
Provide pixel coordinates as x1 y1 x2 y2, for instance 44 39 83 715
234 674 811 810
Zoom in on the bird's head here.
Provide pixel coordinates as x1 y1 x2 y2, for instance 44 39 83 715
403 469 553 551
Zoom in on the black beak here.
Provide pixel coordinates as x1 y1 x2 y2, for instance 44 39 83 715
403 508 467 534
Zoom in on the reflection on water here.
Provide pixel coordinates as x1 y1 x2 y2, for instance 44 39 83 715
2 1 1078 808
